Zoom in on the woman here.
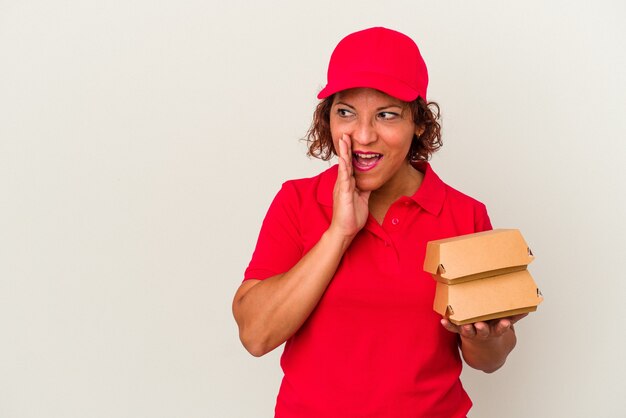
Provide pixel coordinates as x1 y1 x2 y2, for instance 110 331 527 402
233 27 525 418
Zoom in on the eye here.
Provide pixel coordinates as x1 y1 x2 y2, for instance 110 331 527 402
378 111 400 120
336 108 354 118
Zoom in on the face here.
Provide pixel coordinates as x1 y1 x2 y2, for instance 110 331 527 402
330 88 421 194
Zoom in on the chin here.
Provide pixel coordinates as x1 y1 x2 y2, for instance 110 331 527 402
355 177 381 192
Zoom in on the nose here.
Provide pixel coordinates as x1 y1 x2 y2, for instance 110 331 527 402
350 119 377 146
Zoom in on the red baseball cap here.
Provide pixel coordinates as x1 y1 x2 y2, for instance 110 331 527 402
317 27 428 102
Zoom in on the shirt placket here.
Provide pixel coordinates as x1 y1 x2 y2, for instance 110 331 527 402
364 198 413 271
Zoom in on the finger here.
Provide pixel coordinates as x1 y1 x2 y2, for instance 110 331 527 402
459 324 476 338
473 322 490 338
440 318 459 334
508 313 528 325
337 152 347 181
337 135 345 162
343 133 352 154
336 136 347 178
338 135 347 161
341 134 353 177
337 159 354 198
493 319 512 336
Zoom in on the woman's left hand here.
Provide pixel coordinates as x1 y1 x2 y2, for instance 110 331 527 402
441 313 527 341
441 314 528 373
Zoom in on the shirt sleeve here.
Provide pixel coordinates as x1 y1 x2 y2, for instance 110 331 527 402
244 181 304 281
474 202 493 233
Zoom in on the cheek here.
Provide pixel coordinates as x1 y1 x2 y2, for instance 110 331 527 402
384 128 415 154
329 120 345 153
329 117 341 139
402 126 418 150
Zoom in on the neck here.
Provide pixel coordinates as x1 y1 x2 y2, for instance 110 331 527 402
368 162 423 223
372 162 422 203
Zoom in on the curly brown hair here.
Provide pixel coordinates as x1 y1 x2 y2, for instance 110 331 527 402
305 95 442 161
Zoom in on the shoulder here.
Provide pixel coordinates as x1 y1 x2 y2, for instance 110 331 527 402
282 165 337 189
443 182 488 211
415 161 488 214
442 183 492 233
278 165 337 207
421 163 486 208
425 164 492 232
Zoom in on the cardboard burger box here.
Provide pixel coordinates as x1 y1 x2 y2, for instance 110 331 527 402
423 229 543 325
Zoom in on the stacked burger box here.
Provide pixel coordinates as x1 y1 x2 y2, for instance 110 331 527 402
423 229 543 325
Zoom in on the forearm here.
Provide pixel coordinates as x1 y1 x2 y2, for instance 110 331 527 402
233 228 353 357
460 326 517 373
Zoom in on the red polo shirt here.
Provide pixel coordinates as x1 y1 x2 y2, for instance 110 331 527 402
244 162 492 418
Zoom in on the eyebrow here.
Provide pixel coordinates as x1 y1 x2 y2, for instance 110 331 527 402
334 101 404 111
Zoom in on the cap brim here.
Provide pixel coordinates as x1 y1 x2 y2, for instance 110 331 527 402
317 72 422 102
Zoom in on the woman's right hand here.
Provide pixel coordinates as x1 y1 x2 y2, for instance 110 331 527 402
329 134 371 240
234 134 371 357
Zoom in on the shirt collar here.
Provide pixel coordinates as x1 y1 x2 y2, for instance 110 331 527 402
409 161 446 216
316 161 446 216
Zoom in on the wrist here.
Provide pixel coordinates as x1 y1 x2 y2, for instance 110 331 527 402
323 225 356 253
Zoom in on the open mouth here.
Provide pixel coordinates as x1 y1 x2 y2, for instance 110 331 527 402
352 152 382 172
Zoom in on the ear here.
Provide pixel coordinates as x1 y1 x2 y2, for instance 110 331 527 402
414 124 425 137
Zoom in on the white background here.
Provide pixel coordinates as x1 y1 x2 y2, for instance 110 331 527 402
1 1 625 417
